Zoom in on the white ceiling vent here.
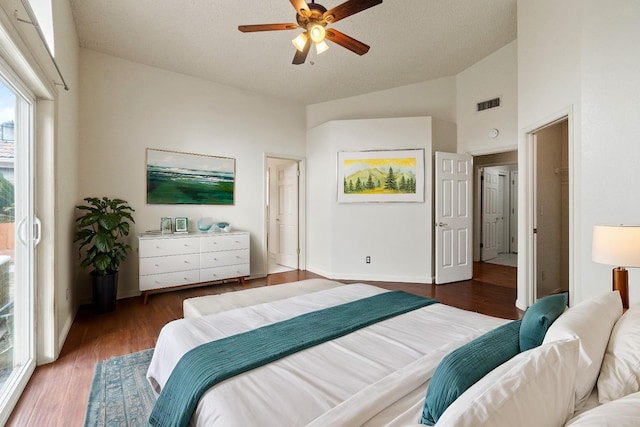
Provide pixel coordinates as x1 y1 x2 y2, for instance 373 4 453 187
477 97 501 112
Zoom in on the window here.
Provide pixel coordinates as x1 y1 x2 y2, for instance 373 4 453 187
0 64 36 425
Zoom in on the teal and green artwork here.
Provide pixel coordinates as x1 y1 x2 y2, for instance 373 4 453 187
146 148 235 205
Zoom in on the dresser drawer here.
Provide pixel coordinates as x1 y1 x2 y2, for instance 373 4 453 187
139 269 200 291
139 236 200 258
200 233 249 253
200 249 249 269
139 253 199 276
200 264 250 283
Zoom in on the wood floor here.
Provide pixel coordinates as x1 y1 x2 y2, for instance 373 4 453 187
7 266 519 426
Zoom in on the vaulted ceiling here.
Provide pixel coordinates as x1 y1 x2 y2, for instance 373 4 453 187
69 0 517 105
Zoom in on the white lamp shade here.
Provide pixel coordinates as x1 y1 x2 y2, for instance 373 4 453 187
592 225 640 267
292 32 308 52
315 40 329 54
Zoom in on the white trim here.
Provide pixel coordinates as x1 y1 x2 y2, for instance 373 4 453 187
518 107 574 310
263 153 307 275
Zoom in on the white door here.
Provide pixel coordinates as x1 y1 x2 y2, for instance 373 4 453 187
435 152 472 284
276 162 298 268
0 68 37 423
481 168 499 261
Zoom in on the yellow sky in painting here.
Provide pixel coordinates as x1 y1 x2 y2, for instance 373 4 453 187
344 157 416 175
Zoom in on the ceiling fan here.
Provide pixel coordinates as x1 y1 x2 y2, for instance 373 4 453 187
238 0 382 65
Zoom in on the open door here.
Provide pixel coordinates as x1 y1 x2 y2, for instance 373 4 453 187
435 152 473 284
275 162 299 269
481 168 499 261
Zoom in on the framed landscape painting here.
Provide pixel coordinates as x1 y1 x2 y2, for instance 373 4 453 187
337 149 425 203
146 148 235 205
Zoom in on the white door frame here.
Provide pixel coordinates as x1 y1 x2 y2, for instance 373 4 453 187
263 154 306 275
519 107 574 310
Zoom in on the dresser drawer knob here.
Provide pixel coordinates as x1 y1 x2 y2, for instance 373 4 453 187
155 264 159 267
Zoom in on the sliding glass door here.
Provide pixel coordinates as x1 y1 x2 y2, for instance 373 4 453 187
0 64 36 423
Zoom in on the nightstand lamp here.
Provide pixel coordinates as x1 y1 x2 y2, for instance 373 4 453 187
592 225 640 309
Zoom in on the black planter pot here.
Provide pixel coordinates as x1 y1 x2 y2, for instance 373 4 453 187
91 271 118 314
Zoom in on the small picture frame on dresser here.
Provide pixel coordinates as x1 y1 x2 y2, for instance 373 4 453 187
174 217 188 233
160 217 172 234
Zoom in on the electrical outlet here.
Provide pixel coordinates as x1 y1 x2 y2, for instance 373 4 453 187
366 256 371 264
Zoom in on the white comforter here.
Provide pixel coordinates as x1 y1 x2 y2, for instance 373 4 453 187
147 284 508 426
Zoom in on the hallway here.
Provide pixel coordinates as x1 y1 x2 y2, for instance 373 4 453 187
473 262 516 289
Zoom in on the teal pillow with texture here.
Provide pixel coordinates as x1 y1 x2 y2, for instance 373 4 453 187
420 319 522 426
519 292 568 352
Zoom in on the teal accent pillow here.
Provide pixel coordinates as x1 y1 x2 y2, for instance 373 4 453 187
420 319 522 425
519 292 568 352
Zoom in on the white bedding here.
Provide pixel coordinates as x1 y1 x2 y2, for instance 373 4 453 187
147 283 509 426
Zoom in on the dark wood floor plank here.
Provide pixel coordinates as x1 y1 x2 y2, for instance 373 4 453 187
7 268 519 426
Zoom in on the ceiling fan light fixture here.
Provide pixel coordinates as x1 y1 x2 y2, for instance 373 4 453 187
308 23 326 43
292 32 309 52
315 40 330 54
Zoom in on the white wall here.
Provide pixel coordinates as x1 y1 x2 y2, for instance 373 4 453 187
518 0 640 307
52 0 80 360
306 77 457 130
456 41 518 155
306 117 435 283
579 0 640 306
78 49 306 300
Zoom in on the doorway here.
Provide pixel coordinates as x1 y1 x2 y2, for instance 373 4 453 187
518 111 573 309
472 151 518 288
533 119 569 299
474 151 518 264
265 156 301 275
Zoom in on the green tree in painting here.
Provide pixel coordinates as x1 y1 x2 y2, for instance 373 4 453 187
348 180 354 192
384 167 398 191
399 175 407 191
344 177 348 193
355 177 363 192
366 174 374 190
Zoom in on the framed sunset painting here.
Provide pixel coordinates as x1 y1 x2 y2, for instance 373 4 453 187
337 149 425 203
146 148 235 205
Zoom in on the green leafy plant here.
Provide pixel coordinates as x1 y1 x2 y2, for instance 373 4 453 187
74 197 135 276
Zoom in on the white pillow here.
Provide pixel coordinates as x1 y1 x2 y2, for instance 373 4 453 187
542 291 622 409
434 339 579 427
597 303 640 403
565 391 640 426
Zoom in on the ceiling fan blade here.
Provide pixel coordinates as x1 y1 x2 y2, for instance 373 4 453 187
290 0 311 17
292 39 311 65
323 0 382 24
325 28 370 55
238 23 299 32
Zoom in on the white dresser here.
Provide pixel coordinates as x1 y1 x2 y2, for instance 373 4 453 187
138 231 250 303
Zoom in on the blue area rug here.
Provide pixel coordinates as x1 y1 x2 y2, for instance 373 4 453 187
84 348 156 427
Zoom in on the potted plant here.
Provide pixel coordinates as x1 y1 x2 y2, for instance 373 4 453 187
74 197 135 313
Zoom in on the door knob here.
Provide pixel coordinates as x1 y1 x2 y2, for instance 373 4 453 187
437 222 449 227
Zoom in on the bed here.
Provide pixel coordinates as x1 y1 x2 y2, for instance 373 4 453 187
146 279 640 427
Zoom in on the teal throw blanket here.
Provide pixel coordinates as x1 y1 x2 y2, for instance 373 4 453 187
149 291 438 427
